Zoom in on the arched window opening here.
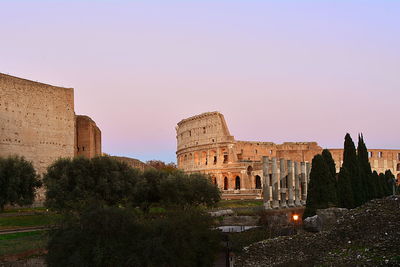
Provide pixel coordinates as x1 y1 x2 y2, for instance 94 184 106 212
224 177 228 190
247 166 253 176
235 176 241 190
269 174 272 185
255 175 261 189
212 177 217 185
397 163 400 172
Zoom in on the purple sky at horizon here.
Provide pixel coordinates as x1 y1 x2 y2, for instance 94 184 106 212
1 1 399 163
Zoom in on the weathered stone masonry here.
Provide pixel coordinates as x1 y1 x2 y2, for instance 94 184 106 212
176 112 400 202
0 73 102 201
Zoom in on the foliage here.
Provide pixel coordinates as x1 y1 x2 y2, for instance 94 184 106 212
146 160 177 173
44 157 221 213
0 156 41 211
357 134 375 201
337 167 355 209
44 156 141 212
303 153 337 219
46 206 219 267
342 133 365 207
159 172 220 208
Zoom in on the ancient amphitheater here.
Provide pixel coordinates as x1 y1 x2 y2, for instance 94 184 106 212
0 73 102 201
176 112 400 202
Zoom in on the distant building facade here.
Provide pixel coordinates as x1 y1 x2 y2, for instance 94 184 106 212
176 112 400 200
0 73 102 201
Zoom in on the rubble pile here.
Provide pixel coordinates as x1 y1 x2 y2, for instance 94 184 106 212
236 196 400 266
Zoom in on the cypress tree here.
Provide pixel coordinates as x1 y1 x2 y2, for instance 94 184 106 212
372 171 384 198
357 134 373 201
379 173 389 196
322 149 337 179
384 170 395 196
303 154 337 219
342 133 365 207
337 166 355 208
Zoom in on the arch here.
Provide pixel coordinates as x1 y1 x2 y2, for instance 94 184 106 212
201 151 207 165
224 177 228 190
255 175 261 189
235 176 241 190
247 166 253 176
397 163 400 172
194 152 200 165
212 176 217 185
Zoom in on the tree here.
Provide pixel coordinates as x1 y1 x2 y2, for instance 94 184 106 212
146 160 177 173
0 156 41 211
322 149 337 179
384 170 395 196
159 172 221 208
44 156 140 212
46 206 220 267
357 134 374 201
341 133 365 207
372 171 384 198
303 154 337 219
337 167 355 209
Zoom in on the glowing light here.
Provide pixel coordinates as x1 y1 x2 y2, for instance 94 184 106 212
293 214 299 221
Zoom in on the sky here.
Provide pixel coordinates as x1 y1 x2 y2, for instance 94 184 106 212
0 1 399 163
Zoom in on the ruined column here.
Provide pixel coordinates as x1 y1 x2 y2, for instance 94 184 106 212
279 159 287 208
271 157 279 209
306 162 311 183
300 162 307 205
294 161 301 206
287 160 295 207
262 156 271 210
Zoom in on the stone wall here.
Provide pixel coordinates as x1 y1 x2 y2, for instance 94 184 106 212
75 115 101 158
0 73 76 201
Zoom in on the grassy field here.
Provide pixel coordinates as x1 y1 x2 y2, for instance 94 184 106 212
0 214 59 230
214 199 263 210
0 231 48 257
2 207 47 214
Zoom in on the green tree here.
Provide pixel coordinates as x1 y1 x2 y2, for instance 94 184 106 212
0 156 41 211
159 172 220 209
303 154 338 219
341 133 365 207
46 206 219 267
384 170 395 196
337 167 355 209
357 134 373 201
44 156 140 212
372 171 384 198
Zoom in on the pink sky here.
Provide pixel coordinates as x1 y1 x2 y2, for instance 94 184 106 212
1 1 399 162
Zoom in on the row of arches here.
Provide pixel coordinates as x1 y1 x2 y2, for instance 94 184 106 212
212 175 262 190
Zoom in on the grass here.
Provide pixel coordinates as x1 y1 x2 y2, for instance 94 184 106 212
215 199 263 209
0 214 59 230
2 207 47 214
0 230 48 257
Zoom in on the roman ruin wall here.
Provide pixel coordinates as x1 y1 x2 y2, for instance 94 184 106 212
76 115 101 158
0 74 76 201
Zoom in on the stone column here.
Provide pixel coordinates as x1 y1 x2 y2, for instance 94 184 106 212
262 156 271 210
279 159 287 208
271 157 279 209
294 161 301 206
306 162 311 183
287 160 295 207
300 162 307 205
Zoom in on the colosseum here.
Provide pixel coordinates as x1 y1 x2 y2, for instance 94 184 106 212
176 112 400 202
0 73 102 201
